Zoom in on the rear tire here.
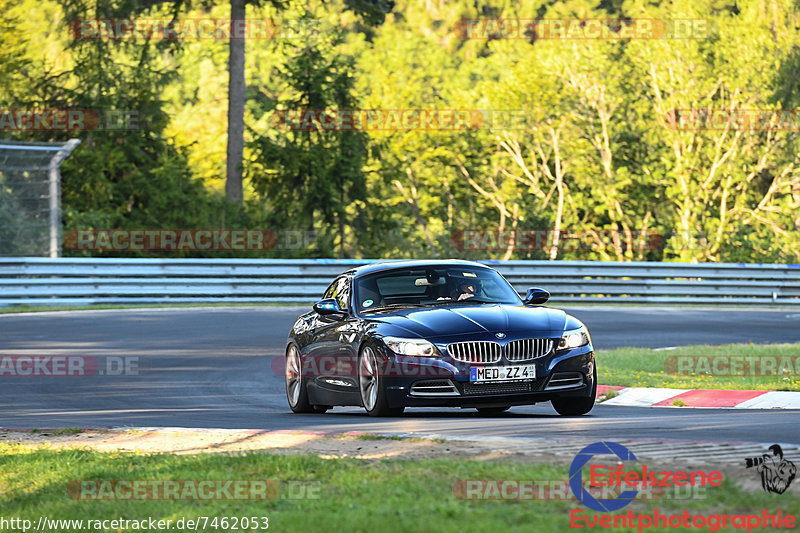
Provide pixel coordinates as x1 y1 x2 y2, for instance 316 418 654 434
551 366 597 416
359 344 404 417
476 406 511 415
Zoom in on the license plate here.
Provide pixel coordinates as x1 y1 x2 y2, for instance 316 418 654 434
470 364 536 383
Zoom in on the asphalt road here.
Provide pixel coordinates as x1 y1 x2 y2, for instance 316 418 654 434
1 306 799 444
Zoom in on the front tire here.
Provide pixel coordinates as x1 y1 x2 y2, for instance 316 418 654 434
285 344 314 413
551 366 597 416
359 344 404 417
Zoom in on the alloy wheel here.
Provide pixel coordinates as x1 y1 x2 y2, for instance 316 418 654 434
286 344 302 407
359 346 379 411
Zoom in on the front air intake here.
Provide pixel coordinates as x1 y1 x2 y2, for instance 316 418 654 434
545 372 584 390
410 379 460 396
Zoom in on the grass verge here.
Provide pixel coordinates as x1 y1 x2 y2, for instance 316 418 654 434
598 342 800 390
1 444 795 533
352 434 445 443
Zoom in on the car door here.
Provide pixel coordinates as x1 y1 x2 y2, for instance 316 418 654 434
306 275 355 381
332 277 360 385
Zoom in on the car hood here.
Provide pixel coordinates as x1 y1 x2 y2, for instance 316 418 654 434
369 304 570 340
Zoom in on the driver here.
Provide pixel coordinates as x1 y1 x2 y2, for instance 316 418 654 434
437 275 482 301
456 281 476 301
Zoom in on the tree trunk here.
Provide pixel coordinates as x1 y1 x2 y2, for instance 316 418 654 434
549 128 565 261
339 183 345 258
225 0 246 206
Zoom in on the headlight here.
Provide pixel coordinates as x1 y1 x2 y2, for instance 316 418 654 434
382 336 439 356
558 327 590 350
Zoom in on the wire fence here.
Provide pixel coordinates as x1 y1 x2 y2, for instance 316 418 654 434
0 139 80 257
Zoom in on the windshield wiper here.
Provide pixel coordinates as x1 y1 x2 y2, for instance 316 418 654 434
411 299 498 306
363 300 499 312
362 303 427 313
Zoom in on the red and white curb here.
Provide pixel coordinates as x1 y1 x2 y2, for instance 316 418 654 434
597 385 800 409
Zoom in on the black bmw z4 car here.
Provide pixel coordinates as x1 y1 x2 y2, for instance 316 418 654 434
285 259 595 417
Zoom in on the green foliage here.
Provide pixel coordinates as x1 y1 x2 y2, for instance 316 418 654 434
246 7 377 257
3 444 797 532
2 0 800 261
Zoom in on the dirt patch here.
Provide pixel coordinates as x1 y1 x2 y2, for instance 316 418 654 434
1 428 793 495
0 428 560 462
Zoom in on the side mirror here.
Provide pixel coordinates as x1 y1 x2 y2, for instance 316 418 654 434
313 298 346 317
523 287 550 305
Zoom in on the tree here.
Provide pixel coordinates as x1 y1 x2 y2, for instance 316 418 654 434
247 34 369 257
225 0 247 205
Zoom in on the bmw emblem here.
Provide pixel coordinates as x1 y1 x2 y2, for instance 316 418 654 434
495 333 506 339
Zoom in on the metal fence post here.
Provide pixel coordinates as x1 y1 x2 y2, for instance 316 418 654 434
47 139 81 258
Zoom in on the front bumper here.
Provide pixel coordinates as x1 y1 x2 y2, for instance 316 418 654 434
382 347 594 408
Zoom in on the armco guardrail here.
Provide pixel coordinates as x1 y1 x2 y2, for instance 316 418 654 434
0 257 799 306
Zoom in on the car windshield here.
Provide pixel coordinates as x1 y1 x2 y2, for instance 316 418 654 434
354 266 522 312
